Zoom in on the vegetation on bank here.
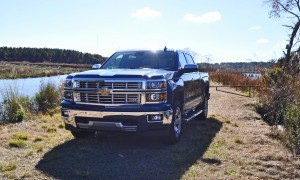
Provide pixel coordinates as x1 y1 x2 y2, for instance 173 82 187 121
209 71 260 92
0 62 90 79
263 0 300 156
257 65 300 156
0 79 63 124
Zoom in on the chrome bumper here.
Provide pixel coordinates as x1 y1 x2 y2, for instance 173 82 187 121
61 109 173 132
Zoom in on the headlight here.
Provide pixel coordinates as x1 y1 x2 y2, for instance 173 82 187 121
64 79 73 88
64 91 73 100
147 81 166 89
146 93 167 102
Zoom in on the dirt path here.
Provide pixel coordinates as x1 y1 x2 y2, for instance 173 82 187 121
190 83 300 179
0 83 299 179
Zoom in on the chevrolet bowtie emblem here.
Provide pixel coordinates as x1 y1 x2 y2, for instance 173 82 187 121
99 88 111 95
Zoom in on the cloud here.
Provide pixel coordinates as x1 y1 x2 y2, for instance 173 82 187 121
131 7 161 19
249 26 261 31
184 11 222 23
257 38 269 44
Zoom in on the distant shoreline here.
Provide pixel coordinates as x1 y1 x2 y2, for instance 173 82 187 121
0 61 91 79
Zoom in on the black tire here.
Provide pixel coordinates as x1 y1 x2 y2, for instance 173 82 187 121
198 94 208 120
71 130 95 138
167 101 182 144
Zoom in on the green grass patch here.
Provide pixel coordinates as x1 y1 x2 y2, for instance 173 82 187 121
225 170 238 175
223 119 231 124
0 162 17 172
25 150 34 157
46 126 57 132
33 136 43 142
205 138 227 159
35 144 44 153
58 123 65 129
12 132 28 140
8 139 27 148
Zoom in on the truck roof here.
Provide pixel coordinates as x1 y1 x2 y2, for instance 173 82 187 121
116 48 185 54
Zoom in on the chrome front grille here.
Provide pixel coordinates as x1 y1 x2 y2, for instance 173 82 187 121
74 80 143 105
75 93 141 104
76 81 142 89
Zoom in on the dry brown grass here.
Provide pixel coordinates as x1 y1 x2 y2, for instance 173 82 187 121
210 71 260 92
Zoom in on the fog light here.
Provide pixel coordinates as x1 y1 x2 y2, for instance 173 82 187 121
149 115 162 121
64 91 73 99
62 110 69 117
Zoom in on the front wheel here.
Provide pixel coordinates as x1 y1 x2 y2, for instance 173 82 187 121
167 101 182 144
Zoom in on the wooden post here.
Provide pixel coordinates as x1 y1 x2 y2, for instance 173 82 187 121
249 87 251 97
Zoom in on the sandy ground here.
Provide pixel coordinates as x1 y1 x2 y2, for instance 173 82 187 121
0 83 299 179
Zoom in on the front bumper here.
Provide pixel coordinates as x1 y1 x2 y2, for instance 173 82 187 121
61 108 173 133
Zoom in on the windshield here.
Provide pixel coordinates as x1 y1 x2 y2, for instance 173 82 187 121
101 51 177 70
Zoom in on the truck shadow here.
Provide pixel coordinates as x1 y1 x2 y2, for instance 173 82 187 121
36 117 222 179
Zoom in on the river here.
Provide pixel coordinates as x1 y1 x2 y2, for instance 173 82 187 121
0 75 67 99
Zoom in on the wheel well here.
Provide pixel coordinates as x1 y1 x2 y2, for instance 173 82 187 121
205 85 209 96
173 93 184 111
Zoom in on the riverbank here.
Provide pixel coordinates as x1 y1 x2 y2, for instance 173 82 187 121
0 83 299 179
0 61 90 79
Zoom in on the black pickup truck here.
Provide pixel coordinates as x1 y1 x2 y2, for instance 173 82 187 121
61 48 209 143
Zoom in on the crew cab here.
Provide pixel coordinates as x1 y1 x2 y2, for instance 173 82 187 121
61 48 209 143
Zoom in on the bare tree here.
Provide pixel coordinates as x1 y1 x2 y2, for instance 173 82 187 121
265 0 300 72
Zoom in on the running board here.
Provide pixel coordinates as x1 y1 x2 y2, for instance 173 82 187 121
182 109 203 122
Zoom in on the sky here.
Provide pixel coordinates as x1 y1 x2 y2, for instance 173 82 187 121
0 0 293 63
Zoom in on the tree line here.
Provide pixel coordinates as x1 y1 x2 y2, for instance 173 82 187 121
0 47 106 64
198 62 274 72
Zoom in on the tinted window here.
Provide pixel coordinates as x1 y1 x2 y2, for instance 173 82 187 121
185 53 195 64
101 51 176 70
178 52 187 68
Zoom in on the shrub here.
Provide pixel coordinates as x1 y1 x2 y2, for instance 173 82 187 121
257 64 300 156
35 80 61 114
0 85 33 123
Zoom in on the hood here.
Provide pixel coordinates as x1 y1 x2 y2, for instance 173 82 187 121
70 69 175 80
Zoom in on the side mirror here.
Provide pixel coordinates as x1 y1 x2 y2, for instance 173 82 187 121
92 64 101 69
181 64 198 73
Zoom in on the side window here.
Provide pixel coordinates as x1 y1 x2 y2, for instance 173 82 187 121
178 52 187 68
185 53 195 64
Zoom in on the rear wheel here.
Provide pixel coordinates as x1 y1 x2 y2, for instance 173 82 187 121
167 101 182 144
71 130 95 138
198 94 208 120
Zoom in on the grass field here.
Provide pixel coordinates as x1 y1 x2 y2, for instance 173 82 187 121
0 83 299 179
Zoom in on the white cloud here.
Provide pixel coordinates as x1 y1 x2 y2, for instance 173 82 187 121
249 26 261 31
131 7 161 19
183 11 222 23
257 38 269 44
